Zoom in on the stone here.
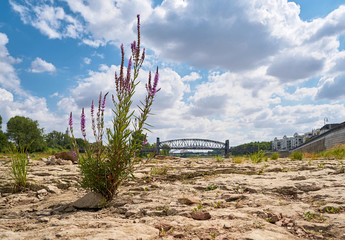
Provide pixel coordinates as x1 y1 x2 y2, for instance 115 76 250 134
54 151 78 163
173 232 185 238
222 194 246 202
178 196 199 205
72 192 106 209
295 183 322 192
154 221 173 232
191 210 211 220
46 185 61 194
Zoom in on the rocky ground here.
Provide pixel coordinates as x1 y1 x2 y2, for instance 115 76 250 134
0 155 344 240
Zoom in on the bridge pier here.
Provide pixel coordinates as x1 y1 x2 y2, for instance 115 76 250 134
225 140 230 158
156 137 160 155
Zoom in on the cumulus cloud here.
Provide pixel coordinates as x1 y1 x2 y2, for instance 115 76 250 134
0 32 65 134
307 5 345 42
316 75 345 100
181 72 201 82
283 87 318 101
30 57 56 73
0 32 23 92
10 0 84 39
143 0 281 71
0 88 14 102
190 95 228 117
267 54 324 82
83 57 91 64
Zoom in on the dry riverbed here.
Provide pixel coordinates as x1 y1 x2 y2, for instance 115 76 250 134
0 155 345 240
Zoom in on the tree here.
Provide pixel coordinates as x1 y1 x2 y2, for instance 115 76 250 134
7 116 46 152
161 144 171 156
45 130 73 150
230 141 272 156
0 115 9 152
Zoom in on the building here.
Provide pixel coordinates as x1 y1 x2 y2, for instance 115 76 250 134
319 123 341 135
272 129 320 152
273 133 304 151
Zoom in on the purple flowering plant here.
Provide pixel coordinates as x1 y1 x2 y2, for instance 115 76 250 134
69 15 160 202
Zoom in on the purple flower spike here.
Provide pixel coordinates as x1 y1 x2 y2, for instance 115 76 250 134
101 93 108 111
148 67 160 96
81 108 86 137
91 100 94 116
69 112 73 131
126 58 132 87
141 48 145 61
153 67 159 90
72 151 76 158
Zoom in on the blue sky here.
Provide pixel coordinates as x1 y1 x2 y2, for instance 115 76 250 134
1 0 345 146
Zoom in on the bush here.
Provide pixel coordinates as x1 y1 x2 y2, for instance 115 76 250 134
290 151 303 160
271 152 279 160
70 15 160 202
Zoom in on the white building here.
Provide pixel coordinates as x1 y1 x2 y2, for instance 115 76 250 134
272 130 319 152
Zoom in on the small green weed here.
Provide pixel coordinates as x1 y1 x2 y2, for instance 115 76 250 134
213 201 222 208
205 184 218 191
150 166 168 176
215 155 224 162
271 152 279 160
193 204 202 212
303 211 326 222
290 151 303 160
9 146 29 190
320 206 341 214
249 150 266 163
232 156 244 164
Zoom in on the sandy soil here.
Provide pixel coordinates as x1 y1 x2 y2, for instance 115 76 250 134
0 155 344 240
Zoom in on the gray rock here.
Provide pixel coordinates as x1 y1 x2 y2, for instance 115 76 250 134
46 185 61 194
72 192 106 209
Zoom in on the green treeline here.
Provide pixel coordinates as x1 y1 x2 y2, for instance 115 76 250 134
230 141 272 156
0 115 85 153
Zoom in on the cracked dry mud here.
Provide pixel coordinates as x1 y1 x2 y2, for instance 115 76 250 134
0 156 344 240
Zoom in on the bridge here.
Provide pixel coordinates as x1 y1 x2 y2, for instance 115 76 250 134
156 138 230 157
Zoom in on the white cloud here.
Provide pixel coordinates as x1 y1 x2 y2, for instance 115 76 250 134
283 87 318 101
0 88 14 102
267 53 324 82
307 5 345 42
316 74 345 100
0 32 23 93
64 0 152 46
10 0 84 39
143 0 281 72
50 92 59 98
30 57 56 73
182 72 201 82
0 32 66 134
83 57 91 65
